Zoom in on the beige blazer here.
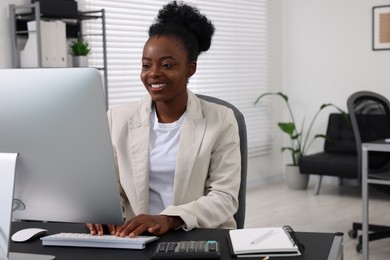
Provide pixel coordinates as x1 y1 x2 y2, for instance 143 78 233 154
107 90 241 230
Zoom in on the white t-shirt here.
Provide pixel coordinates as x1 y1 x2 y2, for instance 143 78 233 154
149 106 186 215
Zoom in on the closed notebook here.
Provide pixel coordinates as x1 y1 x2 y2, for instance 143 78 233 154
228 225 304 257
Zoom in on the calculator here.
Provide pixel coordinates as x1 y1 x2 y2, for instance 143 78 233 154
151 240 220 259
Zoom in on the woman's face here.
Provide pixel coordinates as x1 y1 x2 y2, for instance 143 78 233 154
140 35 196 104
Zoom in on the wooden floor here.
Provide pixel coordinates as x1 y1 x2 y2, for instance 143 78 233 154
244 178 390 260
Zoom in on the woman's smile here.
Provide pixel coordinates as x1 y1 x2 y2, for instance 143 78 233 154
149 83 167 90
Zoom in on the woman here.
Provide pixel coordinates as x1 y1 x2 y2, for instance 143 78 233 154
88 0 241 237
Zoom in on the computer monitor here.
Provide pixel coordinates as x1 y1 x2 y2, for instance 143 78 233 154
0 68 124 225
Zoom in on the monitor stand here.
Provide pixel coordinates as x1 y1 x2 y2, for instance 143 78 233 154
0 153 55 260
9 252 55 260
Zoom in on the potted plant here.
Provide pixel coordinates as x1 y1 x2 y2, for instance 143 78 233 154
254 92 347 189
69 38 91 67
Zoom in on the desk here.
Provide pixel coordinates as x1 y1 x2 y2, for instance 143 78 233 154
10 222 343 260
361 141 390 260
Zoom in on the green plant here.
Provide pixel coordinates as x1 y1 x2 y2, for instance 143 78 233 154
69 38 91 56
254 92 347 166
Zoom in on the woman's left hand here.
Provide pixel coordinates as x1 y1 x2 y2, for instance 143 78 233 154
116 214 183 237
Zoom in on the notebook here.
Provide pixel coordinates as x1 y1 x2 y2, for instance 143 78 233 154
228 225 304 258
0 153 55 260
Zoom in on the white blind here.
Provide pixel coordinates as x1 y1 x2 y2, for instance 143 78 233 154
82 0 273 157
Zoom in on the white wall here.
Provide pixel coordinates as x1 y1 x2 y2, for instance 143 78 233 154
254 0 390 185
282 0 390 160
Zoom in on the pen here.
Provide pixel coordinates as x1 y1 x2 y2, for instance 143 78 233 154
262 256 270 260
250 230 274 245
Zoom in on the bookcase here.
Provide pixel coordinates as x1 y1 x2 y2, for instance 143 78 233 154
9 1 109 109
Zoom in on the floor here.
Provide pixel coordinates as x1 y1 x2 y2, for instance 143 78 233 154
244 178 390 260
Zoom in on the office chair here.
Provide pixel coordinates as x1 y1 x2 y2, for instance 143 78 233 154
347 91 390 252
196 94 248 229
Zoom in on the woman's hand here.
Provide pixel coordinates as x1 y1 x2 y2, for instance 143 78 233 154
116 214 184 237
86 223 120 236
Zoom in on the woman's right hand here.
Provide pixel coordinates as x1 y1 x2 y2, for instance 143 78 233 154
86 223 120 236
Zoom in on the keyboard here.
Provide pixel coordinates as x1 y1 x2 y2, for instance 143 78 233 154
40 233 159 249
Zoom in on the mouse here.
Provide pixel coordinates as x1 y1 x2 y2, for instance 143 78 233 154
11 228 48 242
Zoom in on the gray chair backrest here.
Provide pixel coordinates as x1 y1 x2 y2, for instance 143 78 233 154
196 94 248 229
347 91 390 182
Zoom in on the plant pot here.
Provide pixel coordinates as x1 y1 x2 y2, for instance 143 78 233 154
284 165 309 190
72 56 89 67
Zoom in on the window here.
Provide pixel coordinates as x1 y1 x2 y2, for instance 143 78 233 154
82 0 273 157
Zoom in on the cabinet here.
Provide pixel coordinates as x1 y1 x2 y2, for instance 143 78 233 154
9 2 108 108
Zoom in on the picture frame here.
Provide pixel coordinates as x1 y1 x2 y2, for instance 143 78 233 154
373 5 390 50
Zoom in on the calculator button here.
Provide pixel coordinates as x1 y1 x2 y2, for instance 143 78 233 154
179 241 187 252
208 241 217 252
167 242 176 252
157 242 167 252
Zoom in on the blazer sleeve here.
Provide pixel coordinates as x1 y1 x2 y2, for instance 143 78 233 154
160 106 241 230
107 108 133 219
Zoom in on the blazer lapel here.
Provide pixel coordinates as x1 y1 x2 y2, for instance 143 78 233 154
172 92 206 204
127 96 152 214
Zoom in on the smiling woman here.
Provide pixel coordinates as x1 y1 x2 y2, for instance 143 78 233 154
82 0 273 158
87 1 241 238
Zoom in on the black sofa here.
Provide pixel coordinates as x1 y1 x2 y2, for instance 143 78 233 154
299 113 358 194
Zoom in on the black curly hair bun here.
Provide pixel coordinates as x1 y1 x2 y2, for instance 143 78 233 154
149 1 215 60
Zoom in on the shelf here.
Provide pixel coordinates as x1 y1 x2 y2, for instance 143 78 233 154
9 2 109 109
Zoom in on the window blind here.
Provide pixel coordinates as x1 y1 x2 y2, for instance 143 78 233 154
82 0 273 157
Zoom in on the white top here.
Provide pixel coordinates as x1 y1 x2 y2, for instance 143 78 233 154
149 106 186 215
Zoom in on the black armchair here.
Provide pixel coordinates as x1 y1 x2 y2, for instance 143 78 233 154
299 113 358 194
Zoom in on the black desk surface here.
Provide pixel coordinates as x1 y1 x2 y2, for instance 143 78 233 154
10 222 342 260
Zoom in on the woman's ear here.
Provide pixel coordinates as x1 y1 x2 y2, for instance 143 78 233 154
188 61 197 78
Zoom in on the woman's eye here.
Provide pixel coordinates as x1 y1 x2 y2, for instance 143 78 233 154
162 63 172 68
142 64 151 69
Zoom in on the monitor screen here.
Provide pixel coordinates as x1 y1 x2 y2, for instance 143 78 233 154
0 68 123 225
